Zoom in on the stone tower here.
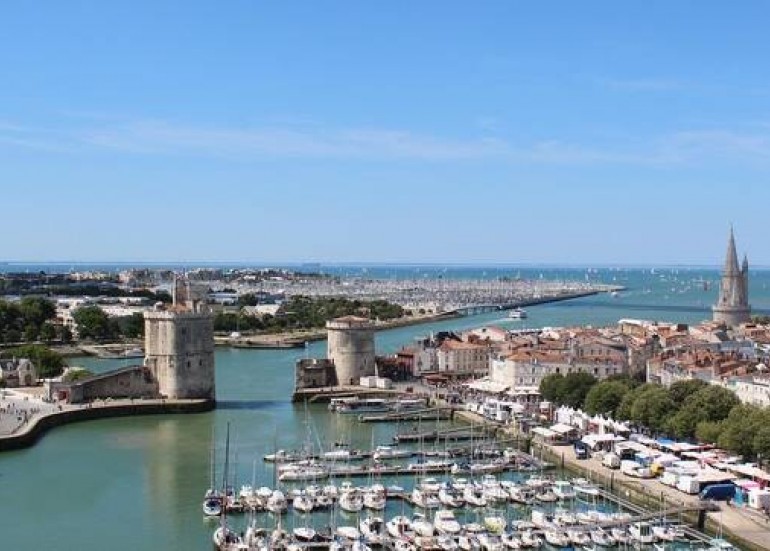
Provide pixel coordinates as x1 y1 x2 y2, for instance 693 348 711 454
326 316 375 386
713 228 751 327
144 277 216 401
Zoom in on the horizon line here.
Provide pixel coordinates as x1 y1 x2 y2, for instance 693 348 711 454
4 260 770 270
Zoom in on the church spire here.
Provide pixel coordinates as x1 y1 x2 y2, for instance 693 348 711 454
713 226 751 326
723 225 740 276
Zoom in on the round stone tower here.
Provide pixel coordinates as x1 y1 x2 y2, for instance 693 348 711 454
326 316 375 386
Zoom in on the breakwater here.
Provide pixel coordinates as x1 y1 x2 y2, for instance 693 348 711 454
0 398 214 452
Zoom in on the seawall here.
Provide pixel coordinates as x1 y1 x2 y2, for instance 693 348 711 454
0 398 214 452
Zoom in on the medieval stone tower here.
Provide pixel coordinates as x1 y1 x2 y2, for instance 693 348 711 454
144 278 216 401
326 316 375 386
713 228 751 327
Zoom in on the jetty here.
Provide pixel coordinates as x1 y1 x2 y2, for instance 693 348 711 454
357 406 454 423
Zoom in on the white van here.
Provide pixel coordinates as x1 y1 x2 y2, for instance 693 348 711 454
603 452 621 469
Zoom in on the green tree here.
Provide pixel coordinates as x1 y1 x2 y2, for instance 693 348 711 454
630 386 675 433
539 374 566 403
753 425 770 463
62 368 95 382
718 405 764 458
39 322 56 343
2 344 65 378
695 420 725 444
669 385 740 439
73 306 113 341
23 324 38 342
584 380 631 416
18 296 56 328
669 379 708 405
60 326 73 344
561 372 598 408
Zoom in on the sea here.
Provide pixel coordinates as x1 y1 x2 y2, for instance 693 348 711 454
1 264 768 550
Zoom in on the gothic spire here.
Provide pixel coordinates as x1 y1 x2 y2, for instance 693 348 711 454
723 226 740 276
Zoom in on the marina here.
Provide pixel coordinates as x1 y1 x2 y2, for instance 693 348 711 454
1 266 765 551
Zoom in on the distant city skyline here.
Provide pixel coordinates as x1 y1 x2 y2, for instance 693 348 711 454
3 3 770 264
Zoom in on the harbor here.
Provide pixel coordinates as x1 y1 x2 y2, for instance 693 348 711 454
0 266 764 551
203 415 727 551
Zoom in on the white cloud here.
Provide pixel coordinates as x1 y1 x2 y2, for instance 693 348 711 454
2 115 770 167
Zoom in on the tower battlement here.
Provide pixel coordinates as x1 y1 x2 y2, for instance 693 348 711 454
143 277 216 401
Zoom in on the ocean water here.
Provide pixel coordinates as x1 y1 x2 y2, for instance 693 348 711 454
0 266 759 550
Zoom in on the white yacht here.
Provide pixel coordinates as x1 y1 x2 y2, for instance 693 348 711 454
439 484 465 508
434 509 462 535
412 487 440 509
387 515 415 539
373 445 412 460
508 308 528 319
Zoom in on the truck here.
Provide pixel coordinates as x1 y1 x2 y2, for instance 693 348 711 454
699 483 736 501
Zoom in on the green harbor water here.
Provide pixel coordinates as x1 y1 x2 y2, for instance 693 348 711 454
1 272 761 550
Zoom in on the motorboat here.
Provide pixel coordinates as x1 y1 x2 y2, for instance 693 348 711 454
420 477 443 493
265 490 288 514
434 509 462 535
337 525 362 541
567 530 591 546
293 525 316 542
437 533 460 550
535 488 558 503
508 308 527 319
373 445 413 460
590 528 615 547
439 484 465 508
552 480 576 500
292 491 314 513
543 530 570 548
571 478 601 499
339 490 364 513
629 522 657 545
359 516 386 546
463 485 487 507
278 464 329 482
363 490 386 510
387 516 415 539
519 530 543 548
483 514 506 535
507 485 535 505
413 512 436 537
652 524 686 542
610 527 631 545
412 487 440 509
477 532 505 550
501 531 522 549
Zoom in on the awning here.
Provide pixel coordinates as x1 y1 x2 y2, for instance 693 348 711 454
467 378 510 393
550 423 577 435
531 427 557 438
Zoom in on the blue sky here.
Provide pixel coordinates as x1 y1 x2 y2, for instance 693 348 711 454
2 1 770 265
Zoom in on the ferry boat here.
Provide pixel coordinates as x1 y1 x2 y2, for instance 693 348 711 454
508 308 527 319
335 398 391 414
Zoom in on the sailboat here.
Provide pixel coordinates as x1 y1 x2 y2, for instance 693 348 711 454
212 424 242 549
